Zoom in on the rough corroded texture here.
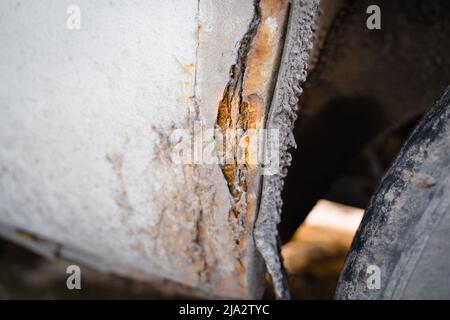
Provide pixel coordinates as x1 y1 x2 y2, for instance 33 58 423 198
0 0 264 299
0 0 302 299
255 0 320 299
216 0 290 298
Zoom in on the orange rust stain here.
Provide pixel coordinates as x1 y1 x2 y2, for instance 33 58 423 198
182 63 194 75
244 0 289 131
264 0 288 14
246 94 264 129
217 90 231 131
214 0 290 292
244 23 274 95
216 0 289 198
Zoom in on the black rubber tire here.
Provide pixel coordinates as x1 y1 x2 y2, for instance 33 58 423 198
335 87 450 300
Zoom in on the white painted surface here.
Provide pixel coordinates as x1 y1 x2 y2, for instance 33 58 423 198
0 0 256 297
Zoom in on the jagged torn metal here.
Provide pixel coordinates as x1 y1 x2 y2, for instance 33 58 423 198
254 0 320 300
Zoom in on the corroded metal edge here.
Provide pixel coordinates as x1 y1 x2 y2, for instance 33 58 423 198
255 0 321 299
